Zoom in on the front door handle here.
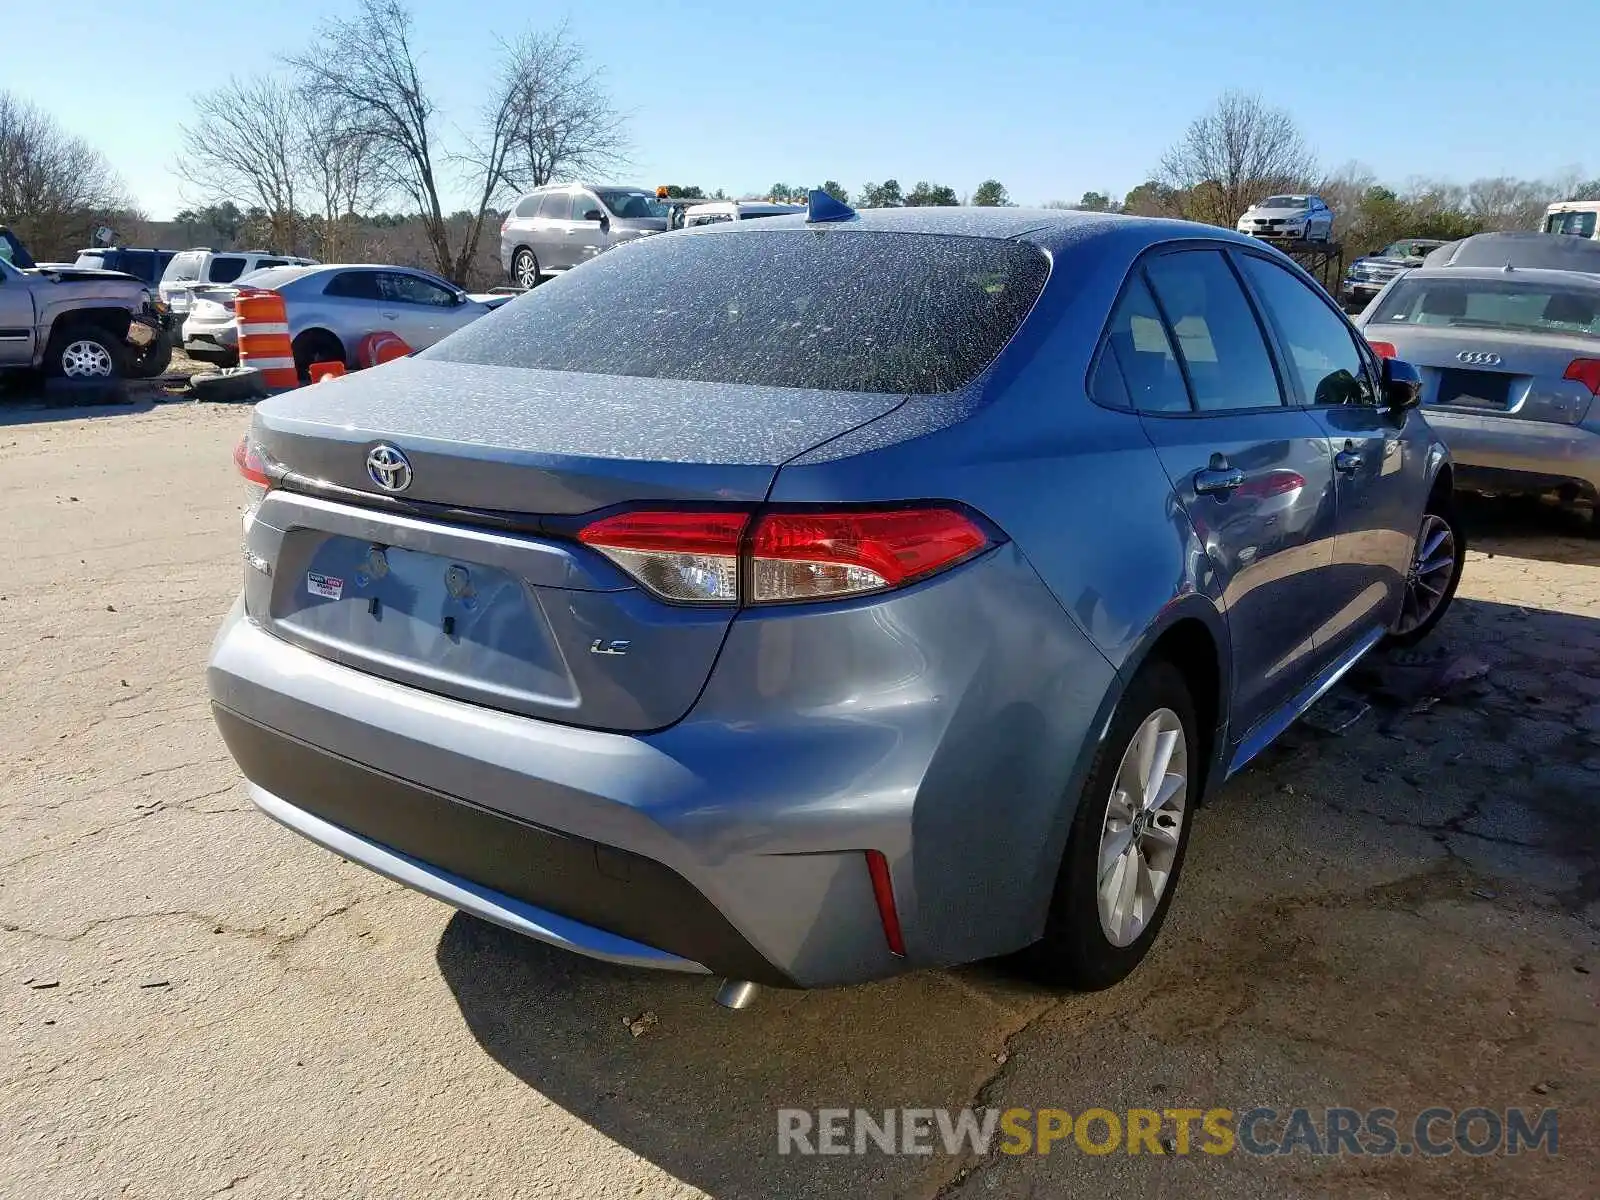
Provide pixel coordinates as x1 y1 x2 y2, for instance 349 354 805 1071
380 311 399 320
1334 440 1363 473
1194 459 1246 495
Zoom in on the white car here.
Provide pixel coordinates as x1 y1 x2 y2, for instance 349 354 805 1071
160 249 318 316
680 200 805 228
1236 195 1335 242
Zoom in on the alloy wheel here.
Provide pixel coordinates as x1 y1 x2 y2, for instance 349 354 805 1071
1096 708 1188 947
515 252 537 288
1392 513 1456 636
62 339 115 378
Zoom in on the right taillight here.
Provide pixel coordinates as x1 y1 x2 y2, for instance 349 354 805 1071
233 435 271 499
1564 358 1600 394
576 505 991 605
1368 340 1397 359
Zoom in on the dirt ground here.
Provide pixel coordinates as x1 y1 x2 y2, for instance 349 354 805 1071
2 401 1596 1200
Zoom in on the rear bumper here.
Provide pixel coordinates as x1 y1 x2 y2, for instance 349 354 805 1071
1424 410 1600 497
207 540 1116 988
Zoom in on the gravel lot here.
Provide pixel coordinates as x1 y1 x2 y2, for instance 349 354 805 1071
2 400 1596 1199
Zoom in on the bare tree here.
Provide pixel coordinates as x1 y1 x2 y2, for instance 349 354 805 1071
1157 91 1318 226
290 0 625 284
297 91 388 261
499 23 629 191
0 91 128 258
176 75 305 253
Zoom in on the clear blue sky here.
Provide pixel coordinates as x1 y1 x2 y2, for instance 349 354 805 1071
9 0 1592 220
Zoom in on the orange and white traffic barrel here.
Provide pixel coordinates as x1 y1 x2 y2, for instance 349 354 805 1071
235 289 299 391
356 330 412 370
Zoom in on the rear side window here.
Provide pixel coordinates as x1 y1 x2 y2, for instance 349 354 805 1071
256 258 287 271
426 230 1052 394
324 271 382 300
1144 250 1283 412
208 256 247 284
117 250 155 281
1102 275 1190 413
514 195 541 218
164 252 204 283
536 193 568 219
1239 255 1374 405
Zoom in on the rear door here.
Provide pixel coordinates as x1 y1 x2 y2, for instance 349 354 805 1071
1237 250 1430 658
1113 247 1340 735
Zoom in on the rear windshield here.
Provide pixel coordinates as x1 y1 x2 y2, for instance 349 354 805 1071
426 230 1051 394
164 251 205 283
238 265 318 290
1545 211 1597 238
1371 277 1600 339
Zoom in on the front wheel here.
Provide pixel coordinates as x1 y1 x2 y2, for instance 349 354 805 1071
1019 660 1198 990
45 324 127 380
1385 499 1465 647
128 333 174 379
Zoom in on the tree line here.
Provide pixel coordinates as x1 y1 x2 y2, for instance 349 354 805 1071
4 49 1598 289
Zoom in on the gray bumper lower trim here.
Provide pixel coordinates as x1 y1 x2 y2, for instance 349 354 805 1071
249 784 711 974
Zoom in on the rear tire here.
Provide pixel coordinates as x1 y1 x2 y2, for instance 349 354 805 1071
128 333 173 379
1018 660 1199 990
512 248 539 289
44 323 127 380
1384 494 1465 647
291 331 344 384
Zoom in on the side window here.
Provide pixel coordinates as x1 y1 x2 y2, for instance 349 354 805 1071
514 195 541 218
118 250 154 281
1102 274 1192 414
256 258 287 271
208 256 247 284
323 271 381 300
536 192 568 219
1238 255 1373 406
381 272 456 307
571 194 603 221
1143 250 1284 412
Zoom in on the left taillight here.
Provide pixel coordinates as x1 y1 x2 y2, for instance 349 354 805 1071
576 504 992 606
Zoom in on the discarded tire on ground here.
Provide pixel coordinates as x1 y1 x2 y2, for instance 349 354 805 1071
189 366 268 404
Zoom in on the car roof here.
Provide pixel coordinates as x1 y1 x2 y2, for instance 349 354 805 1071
1395 264 1600 289
1422 232 1600 272
680 205 1274 259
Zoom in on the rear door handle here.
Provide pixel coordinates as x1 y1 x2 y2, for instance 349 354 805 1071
380 311 399 320
1334 441 1363 473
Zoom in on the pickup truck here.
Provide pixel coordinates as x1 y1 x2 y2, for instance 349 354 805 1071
0 229 171 381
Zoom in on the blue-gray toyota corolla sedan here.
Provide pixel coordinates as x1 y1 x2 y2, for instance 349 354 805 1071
208 200 1463 999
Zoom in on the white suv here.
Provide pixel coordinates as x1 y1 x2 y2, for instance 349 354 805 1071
159 249 318 314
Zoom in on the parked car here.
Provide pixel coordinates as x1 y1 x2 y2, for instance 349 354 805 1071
1236 195 1335 242
1357 264 1600 523
499 183 671 287
160 249 317 317
681 200 806 227
0 226 170 381
1340 239 1447 311
1543 199 1600 240
1421 231 1600 276
71 247 176 292
210 204 1459 1002
182 264 504 374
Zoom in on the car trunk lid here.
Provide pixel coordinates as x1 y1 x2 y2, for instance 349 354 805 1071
1373 327 1599 424
244 358 906 731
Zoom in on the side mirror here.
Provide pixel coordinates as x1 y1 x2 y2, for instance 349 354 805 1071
583 208 606 224
1382 357 1422 411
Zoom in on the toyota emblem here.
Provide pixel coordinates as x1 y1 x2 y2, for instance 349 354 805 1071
1456 351 1502 366
365 444 413 493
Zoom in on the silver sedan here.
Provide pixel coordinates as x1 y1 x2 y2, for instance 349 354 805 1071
1356 265 1600 517
182 264 506 373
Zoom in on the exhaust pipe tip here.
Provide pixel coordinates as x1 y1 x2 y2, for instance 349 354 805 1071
714 979 760 1010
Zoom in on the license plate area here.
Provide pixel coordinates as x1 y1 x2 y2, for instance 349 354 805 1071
271 533 579 709
1432 368 1511 410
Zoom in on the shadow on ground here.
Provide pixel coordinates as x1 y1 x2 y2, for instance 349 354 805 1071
431 523 1600 1200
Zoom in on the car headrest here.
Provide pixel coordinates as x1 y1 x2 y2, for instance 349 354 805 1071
1418 288 1468 318
1541 291 1596 326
